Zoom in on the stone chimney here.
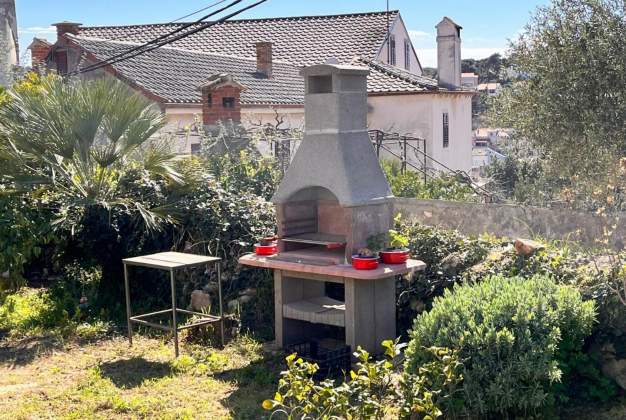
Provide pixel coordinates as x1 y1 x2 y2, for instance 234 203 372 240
52 21 82 39
28 38 52 67
198 73 246 127
436 17 462 89
0 0 18 88
255 41 272 78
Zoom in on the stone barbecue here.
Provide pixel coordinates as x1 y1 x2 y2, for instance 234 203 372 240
239 63 425 353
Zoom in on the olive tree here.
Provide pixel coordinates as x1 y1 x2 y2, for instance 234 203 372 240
488 0 626 202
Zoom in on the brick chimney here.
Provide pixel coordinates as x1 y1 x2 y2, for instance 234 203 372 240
198 74 246 127
255 41 272 78
436 17 462 89
52 21 82 39
28 38 52 67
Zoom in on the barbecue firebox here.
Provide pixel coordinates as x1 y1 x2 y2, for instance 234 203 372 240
240 63 425 353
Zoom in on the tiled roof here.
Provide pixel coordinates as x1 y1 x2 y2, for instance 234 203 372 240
355 57 441 93
69 36 305 105
77 11 398 67
69 35 463 104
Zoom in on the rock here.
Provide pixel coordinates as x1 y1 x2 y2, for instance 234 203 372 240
514 238 545 257
227 299 240 312
189 290 211 311
239 287 257 297
601 343 626 390
238 295 254 305
440 252 466 276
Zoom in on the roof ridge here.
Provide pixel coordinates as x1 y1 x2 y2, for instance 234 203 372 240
71 34 300 67
357 57 439 89
79 10 399 31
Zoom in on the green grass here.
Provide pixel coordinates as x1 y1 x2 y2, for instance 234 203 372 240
0 333 282 419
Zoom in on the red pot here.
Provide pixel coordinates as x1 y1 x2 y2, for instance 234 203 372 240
255 242 278 256
351 255 379 270
379 249 410 264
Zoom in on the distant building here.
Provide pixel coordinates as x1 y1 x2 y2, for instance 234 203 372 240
477 82 502 96
40 12 475 172
461 72 478 89
472 146 505 177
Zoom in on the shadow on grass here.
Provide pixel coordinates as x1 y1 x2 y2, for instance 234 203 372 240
0 334 65 367
217 354 284 420
99 357 172 388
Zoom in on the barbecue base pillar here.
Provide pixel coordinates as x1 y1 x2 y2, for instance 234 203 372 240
274 269 396 354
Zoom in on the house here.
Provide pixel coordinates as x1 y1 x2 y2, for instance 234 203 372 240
0 0 18 88
40 11 474 172
461 72 479 89
477 82 502 96
472 146 505 177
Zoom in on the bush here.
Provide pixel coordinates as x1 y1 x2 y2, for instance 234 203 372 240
0 287 70 336
263 340 401 419
404 275 596 418
395 221 495 334
382 160 476 202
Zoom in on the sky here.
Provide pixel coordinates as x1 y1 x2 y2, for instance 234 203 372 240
15 0 549 67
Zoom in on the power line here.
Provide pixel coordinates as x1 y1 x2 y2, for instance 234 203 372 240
76 0 267 75
171 0 230 23
72 0 244 75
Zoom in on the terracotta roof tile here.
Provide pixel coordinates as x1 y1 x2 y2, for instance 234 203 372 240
77 11 398 66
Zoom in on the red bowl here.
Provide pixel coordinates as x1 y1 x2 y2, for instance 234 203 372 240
351 255 379 270
379 250 410 264
255 243 278 256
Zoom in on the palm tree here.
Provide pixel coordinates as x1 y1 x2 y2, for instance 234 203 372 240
0 75 181 231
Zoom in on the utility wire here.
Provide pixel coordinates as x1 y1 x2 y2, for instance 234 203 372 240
72 0 244 75
171 0 230 23
77 0 267 74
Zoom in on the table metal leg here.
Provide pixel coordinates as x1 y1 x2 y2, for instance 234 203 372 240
217 262 225 346
170 269 179 357
123 263 133 347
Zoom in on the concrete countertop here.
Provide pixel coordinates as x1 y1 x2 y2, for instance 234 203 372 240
238 253 426 280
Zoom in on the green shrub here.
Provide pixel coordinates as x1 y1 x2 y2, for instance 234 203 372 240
382 160 476 202
400 347 464 419
0 287 70 336
263 340 401 419
395 221 496 334
404 275 596 418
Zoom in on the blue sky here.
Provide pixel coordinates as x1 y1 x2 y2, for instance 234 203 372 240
16 0 549 67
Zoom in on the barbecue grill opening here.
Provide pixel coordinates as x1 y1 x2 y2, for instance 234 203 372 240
276 186 348 264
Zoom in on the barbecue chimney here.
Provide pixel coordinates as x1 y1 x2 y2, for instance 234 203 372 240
272 64 394 262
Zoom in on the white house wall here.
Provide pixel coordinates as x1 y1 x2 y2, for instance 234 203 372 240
376 15 422 75
367 93 473 173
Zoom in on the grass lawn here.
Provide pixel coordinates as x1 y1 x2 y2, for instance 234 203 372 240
0 332 282 419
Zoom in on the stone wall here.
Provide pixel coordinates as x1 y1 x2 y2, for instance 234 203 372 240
393 198 626 250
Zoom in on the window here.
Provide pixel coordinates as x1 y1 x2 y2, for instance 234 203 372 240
206 93 212 107
389 35 396 65
404 39 411 70
222 97 235 108
443 113 450 148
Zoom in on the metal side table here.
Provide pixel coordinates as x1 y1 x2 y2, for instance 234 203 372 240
122 252 224 357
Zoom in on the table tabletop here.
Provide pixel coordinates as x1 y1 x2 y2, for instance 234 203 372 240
123 251 220 270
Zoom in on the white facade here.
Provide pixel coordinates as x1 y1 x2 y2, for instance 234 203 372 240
367 92 473 173
377 15 423 75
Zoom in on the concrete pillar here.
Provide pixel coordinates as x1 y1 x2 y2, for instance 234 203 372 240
436 17 462 89
0 0 18 88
